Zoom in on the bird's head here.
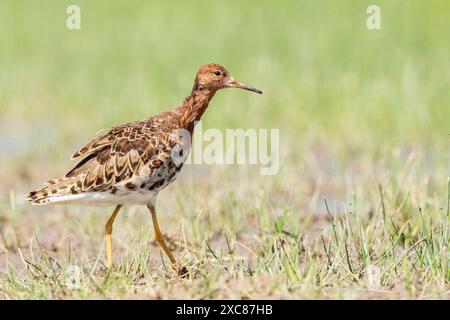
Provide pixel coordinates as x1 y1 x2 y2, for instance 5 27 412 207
193 63 262 94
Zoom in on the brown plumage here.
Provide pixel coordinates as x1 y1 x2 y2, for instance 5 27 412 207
27 63 262 270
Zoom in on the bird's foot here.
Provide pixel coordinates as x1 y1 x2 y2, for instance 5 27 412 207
175 264 189 278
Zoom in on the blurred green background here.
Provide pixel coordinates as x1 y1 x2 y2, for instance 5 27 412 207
1 1 449 299
0 0 449 197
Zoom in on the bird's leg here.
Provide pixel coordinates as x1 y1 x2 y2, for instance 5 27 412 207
147 204 177 264
147 204 187 276
104 204 123 268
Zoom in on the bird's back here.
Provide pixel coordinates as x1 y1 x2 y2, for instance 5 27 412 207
27 110 187 206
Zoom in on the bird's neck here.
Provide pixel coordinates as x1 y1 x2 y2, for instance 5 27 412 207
176 87 216 133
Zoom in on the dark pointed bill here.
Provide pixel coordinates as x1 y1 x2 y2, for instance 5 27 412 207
227 79 263 94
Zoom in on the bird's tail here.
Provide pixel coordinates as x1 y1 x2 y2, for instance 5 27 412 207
26 177 81 205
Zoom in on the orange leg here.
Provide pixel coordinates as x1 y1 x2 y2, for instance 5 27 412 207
104 205 123 268
147 204 177 266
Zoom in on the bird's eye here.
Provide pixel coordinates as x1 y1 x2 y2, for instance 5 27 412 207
213 70 222 76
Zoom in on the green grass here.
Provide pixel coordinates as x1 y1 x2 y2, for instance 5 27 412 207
0 0 449 299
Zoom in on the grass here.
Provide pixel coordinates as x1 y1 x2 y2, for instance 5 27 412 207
0 0 449 299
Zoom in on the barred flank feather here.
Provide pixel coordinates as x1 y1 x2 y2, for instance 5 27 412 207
26 176 84 205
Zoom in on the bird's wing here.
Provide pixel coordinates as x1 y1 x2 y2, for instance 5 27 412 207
27 113 185 204
66 117 180 193
71 120 149 161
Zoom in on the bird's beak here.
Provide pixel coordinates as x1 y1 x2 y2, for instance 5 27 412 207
226 77 263 94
